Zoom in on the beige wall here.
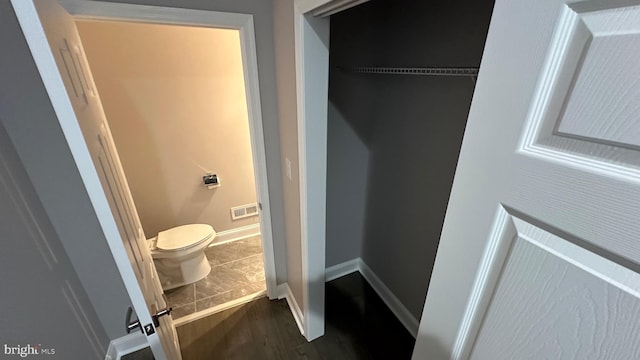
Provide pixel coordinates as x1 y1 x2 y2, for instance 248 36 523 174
1 0 290 340
273 0 304 308
77 20 258 237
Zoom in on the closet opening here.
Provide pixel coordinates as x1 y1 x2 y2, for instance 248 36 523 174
325 0 495 339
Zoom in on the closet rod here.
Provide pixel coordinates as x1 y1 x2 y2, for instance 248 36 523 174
339 66 479 77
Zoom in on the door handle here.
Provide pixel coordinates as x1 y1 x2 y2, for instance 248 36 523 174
152 307 173 327
125 306 141 334
126 305 172 333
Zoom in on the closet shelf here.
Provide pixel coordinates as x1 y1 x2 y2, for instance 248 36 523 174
338 66 479 77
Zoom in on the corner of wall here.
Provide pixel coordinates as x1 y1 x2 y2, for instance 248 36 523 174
273 0 304 309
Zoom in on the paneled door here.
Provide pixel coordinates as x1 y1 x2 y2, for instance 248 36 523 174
414 1 640 359
12 1 182 358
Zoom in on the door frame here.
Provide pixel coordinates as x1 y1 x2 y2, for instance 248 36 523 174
13 0 279 313
292 0 366 341
60 1 279 300
293 0 329 341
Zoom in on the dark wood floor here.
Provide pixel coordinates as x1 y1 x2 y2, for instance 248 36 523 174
177 272 415 359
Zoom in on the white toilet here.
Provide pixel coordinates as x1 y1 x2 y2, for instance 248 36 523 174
148 224 216 290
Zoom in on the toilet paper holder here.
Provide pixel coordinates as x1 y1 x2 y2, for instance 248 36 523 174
203 173 220 188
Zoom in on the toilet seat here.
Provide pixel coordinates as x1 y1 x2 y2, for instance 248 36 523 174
155 224 214 251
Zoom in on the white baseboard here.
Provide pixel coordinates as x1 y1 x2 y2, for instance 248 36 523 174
105 332 147 360
277 283 305 337
325 258 419 338
210 223 261 246
357 259 419 338
325 258 360 282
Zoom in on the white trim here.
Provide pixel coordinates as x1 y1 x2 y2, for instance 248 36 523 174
324 258 420 338
210 223 261 246
293 6 311 341
236 14 279 300
12 3 279 359
105 332 147 360
11 3 278 351
294 2 330 342
173 290 267 327
65 0 278 303
358 260 419 338
278 283 305 336
60 0 249 28
10 1 167 357
311 0 371 17
293 0 376 345
325 258 360 282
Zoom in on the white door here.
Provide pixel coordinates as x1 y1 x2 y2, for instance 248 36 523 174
0 125 107 358
12 1 181 359
414 0 640 359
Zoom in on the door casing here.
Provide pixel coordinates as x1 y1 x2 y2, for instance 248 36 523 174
11 0 279 351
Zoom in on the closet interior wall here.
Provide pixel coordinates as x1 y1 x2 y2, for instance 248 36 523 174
326 0 495 320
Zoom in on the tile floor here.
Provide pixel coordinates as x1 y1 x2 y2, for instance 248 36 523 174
165 235 266 319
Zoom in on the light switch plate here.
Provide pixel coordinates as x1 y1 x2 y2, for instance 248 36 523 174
285 157 292 180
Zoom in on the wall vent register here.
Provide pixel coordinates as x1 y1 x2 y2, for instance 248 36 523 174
231 203 259 220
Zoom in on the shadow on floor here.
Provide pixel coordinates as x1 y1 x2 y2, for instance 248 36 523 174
176 272 415 359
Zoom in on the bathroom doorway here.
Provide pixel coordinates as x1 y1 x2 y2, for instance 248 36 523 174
75 19 271 324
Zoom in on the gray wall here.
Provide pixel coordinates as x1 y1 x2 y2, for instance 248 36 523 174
0 0 131 340
363 76 476 319
325 101 369 267
0 122 109 359
1 0 289 341
326 2 381 266
327 0 494 319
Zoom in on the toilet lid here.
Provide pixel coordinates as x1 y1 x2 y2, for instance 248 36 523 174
155 224 214 251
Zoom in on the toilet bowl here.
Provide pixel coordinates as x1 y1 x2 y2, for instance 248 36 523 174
149 224 216 290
